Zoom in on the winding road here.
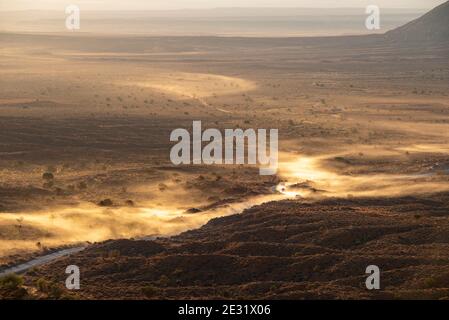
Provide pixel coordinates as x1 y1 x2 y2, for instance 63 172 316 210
0 246 86 278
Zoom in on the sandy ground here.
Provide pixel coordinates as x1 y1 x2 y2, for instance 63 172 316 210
0 31 449 298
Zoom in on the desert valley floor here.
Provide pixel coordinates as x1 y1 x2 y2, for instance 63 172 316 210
1 12 449 299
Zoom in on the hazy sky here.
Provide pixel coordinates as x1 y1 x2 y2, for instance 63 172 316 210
0 0 446 11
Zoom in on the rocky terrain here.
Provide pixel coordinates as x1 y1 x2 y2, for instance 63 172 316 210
9 192 449 300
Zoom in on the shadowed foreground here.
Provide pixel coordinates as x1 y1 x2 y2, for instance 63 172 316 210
13 192 449 300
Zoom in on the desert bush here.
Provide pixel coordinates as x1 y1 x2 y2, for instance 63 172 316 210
125 200 135 207
98 199 113 207
142 285 158 298
36 277 64 299
0 274 23 290
36 278 50 292
0 274 28 299
42 172 54 180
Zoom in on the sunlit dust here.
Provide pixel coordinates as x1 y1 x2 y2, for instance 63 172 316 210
277 150 449 198
125 72 256 99
0 189 291 259
2 146 449 260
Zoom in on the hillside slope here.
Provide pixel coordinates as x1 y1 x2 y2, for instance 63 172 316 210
17 193 449 300
385 1 449 43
